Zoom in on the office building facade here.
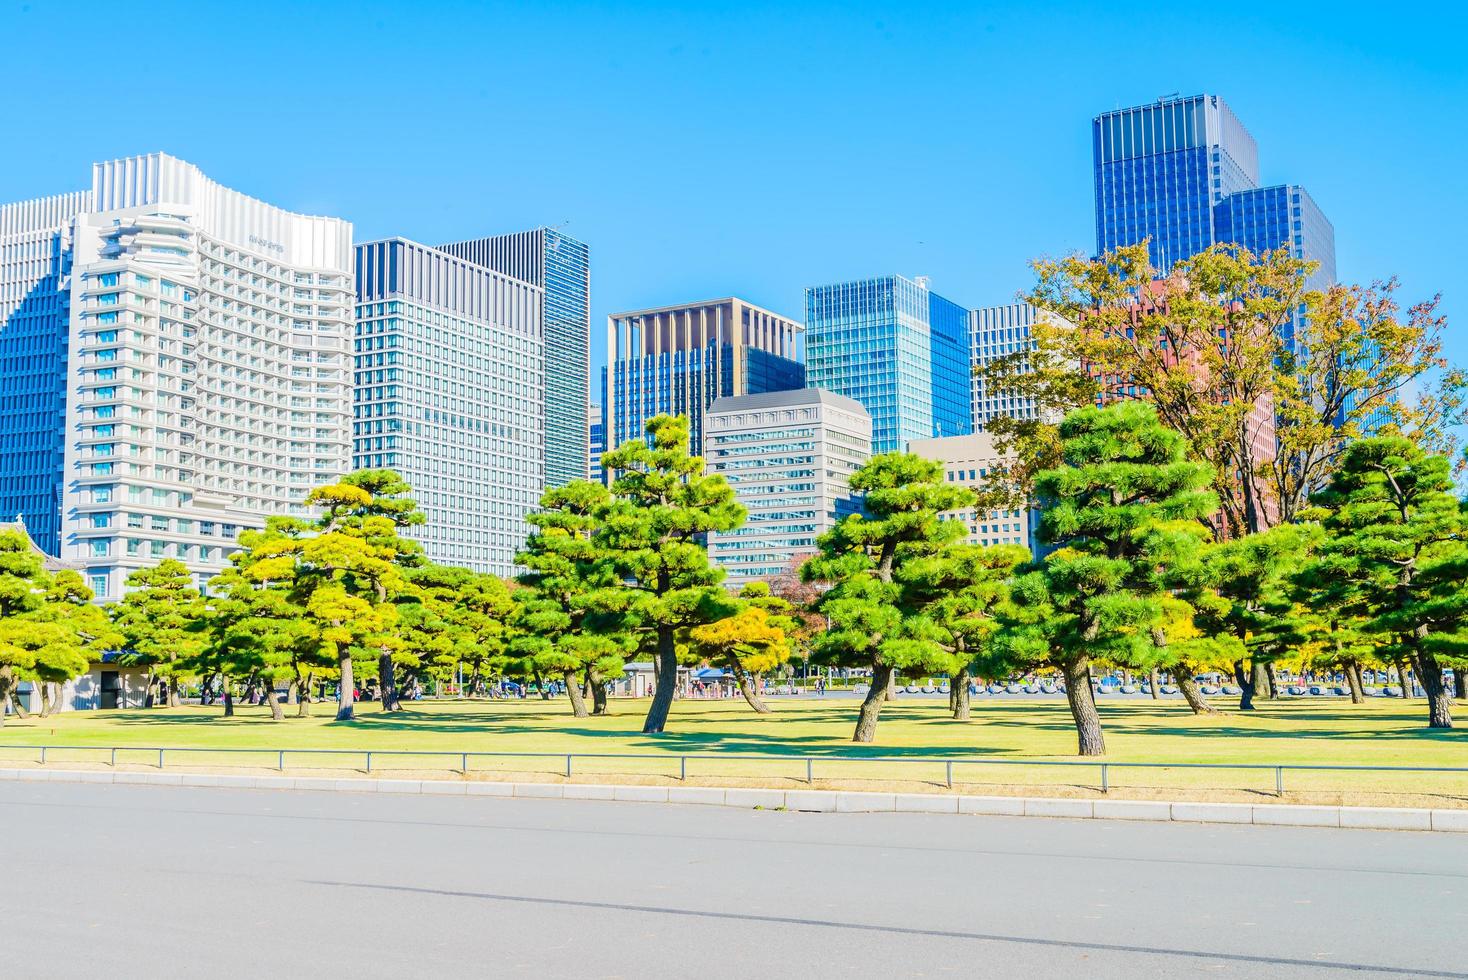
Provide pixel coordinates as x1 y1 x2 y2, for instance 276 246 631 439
706 388 870 582
589 406 605 485
354 238 544 576
605 297 803 455
907 433 1033 552
0 192 89 555
1093 94 1336 298
1 153 353 600
805 275 969 454
438 228 589 487
970 302 1070 432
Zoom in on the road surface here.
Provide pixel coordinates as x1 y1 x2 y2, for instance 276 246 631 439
4 781 1465 978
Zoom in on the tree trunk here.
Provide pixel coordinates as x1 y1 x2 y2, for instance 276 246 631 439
45 681 67 716
286 678 299 706
1415 653 1453 729
1233 660 1256 711
729 657 771 714
336 653 355 721
563 669 589 718
143 670 156 709
1176 665 1218 715
642 626 679 734
1264 664 1279 699
1148 667 1161 701
222 676 234 718
589 669 608 715
264 681 284 721
883 670 897 701
1457 667 1468 701
531 666 552 701
1061 658 1105 756
950 667 971 720
853 663 892 743
1343 659 1365 704
0 666 14 726
377 652 399 712
1395 657 1413 698
466 662 482 699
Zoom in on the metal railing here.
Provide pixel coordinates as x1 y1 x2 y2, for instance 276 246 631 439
2 744 1467 796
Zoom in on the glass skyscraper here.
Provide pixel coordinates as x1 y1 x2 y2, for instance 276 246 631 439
438 228 590 488
1094 94 1337 352
1094 94 1261 272
354 238 544 576
804 275 970 454
604 298 804 455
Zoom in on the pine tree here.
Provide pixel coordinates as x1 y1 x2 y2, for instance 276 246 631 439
1302 437 1464 728
110 559 205 707
688 583 793 714
515 480 632 717
991 402 1217 755
0 529 118 722
900 543 1030 719
803 453 974 743
598 415 745 735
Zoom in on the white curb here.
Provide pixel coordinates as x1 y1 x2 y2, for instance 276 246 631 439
1 767 1462 832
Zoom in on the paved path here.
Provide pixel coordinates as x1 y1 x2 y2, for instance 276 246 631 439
4 782 1465 978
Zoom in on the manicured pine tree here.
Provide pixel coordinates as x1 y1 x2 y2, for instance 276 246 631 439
1302 437 1464 728
688 583 793 714
515 480 632 717
899 542 1030 719
1198 524 1320 709
803 453 975 743
598 415 745 735
314 470 425 712
400 564 516 699
0 529 119 721
110 559 206 707
991 402 1217 755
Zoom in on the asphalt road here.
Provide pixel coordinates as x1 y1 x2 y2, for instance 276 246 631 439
4 782 1465 979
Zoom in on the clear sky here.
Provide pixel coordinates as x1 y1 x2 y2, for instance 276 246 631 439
3 0 1463 380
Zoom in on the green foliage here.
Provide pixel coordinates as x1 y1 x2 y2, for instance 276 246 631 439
598 414 745 733
110 559 206 702
992 401 1217 752
514 480 631 715
401 563 516 693
0 529 119 717
803 452 975 740
1299 437 1465 726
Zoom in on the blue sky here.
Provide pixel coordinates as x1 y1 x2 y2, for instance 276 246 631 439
3 0 1463 378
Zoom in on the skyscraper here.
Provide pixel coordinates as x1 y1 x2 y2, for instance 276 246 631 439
1094 94 1260 272
588 406 605 485
706 388 870 582
970 302 1070 432
604 297 804 455
354 238 544 576
438 228 590 487
0 153 354 599
1093 94 1336 297
804 275 970 454
0 192 88 555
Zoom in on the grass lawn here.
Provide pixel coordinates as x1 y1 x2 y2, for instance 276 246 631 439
2 696 1464 804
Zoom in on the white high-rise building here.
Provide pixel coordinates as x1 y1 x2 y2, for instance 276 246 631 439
705 388 870 583
1 153 353 600
970 302 1068 432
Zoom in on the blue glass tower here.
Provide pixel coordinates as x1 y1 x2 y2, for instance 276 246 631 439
1094 94 1260 272
0 192 88 556
805 275 971 454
